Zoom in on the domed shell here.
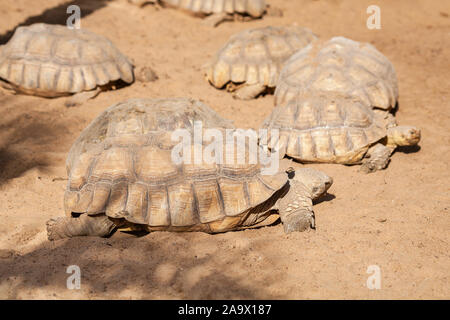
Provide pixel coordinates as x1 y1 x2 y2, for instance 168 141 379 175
206 26 317 89
65 98 287 232
0 23 134 97
262 92 388 164
162 0 266 17
274 37 398 110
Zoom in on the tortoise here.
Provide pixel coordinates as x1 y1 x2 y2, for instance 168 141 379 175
46 98 333 240
205 26 317 100
129 0 267 27
0 23 134 106
274 37 398 110
261 92 420 172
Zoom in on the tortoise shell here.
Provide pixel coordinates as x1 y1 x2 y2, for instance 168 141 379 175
0 23 134 97
262 92 388 164
274 37 398 110
162 0 266 17
206 26 317 89
65 98 287 232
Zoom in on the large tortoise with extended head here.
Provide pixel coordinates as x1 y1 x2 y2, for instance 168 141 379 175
205 25 317 99
274 37 398 110
46 98 333 240
0 23 134 106
261 92 420 172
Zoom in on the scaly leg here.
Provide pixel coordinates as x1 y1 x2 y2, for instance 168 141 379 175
276 169 332 232
0 79 15 94
360 143 394 173
46 214 116 241
232 83 267 100
203 12 234 27
65 87 101 107
127 0 157 7
281 209 315 233
277 181 314 233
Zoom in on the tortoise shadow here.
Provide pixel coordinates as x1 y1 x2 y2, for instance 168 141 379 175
396 145 421 154
0 95 74 185
0 149 51 184
0 234 269 299
314 192 336 205
0 0 112 44
390 102 400 116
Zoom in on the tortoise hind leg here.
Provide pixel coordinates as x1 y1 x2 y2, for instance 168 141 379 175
46 214 116 241
203 12 234 27
232 83 266 100
0 79 16 93
64 87 101 107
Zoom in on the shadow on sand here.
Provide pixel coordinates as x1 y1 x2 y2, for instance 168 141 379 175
0 0 112 44
0 232 270 299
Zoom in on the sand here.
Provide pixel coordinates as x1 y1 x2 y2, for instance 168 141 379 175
0 0 449 299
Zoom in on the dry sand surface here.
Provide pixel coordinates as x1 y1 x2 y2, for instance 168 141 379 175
0 0 449 299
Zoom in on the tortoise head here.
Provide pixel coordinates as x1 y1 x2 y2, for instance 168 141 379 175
291 167 333 200
387 126 421 147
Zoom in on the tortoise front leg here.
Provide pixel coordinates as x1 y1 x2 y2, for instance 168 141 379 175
360 143 394 173
46 214 116 241
277 182 315 233
281 209 315 233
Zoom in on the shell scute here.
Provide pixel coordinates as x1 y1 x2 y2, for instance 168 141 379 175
193 180 224 223
168 183 198 227
90 147 134 183
147 187 170 226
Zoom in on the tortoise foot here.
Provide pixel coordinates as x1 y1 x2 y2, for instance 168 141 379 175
282 211 314 233
46 217 68 241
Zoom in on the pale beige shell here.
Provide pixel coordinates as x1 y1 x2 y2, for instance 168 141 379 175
274 37 398 110
0 23 134 97
206 26 317 89
162 0 266 17
262 92 388 164
65 98 287 232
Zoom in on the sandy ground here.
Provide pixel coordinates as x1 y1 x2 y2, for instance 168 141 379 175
0 0 449 299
